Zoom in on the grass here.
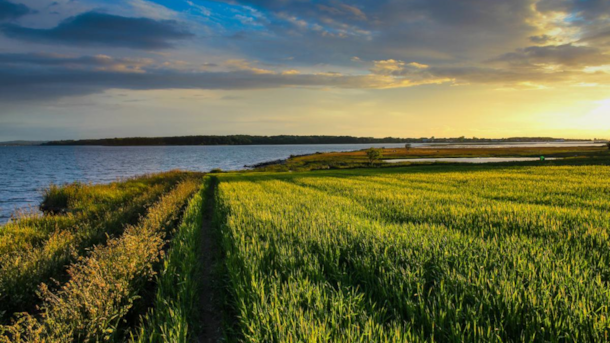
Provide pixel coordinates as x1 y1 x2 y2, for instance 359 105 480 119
0 171 194 321
2 150 610 342
214 164 610 342
1 177 200 342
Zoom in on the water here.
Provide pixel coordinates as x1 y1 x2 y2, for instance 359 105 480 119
385 157 561 164
418 142 604 149
0 142 603 223
0 143 406 223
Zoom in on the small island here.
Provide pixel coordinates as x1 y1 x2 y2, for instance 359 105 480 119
42 135 592 146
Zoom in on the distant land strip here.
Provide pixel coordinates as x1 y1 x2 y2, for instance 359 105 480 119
40 135 594 146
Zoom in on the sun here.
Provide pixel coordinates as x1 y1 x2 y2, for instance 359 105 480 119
573 99 610 133
588 99 610 126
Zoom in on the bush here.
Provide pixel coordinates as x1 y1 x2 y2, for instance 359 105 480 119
40 184 76 214
365 148 383 166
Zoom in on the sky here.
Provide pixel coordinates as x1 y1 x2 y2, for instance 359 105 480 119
0 0 609 140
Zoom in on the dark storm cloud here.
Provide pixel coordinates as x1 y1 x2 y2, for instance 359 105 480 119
0 0 32 21
0 11 192 49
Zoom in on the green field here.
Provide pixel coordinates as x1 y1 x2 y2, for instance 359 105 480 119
2 162 610 342
215 165 610 342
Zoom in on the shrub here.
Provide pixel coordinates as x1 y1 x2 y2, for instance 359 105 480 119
365 148 383 166
40 184 75 214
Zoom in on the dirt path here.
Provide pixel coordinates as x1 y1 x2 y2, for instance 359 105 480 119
197 182 222 343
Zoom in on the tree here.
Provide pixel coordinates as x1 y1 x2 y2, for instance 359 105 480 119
606 141 610 150
405 143 412 151
366 148 383 166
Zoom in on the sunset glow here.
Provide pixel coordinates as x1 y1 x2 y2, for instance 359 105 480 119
1 0 609 140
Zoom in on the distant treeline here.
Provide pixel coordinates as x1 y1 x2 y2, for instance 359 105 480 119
42 135 588 146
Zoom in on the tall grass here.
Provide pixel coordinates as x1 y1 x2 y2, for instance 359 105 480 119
1 178 200 342
0 171 191 321
215 165 610 342
130 176 213 342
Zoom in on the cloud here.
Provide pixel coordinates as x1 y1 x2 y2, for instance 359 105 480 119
0 11 192 49
370 59 431 76
370 59 407 75
0 53 154 72
2 51 609 103
317 3 366 21
196 0 544 68
580 29 610 46
0 53 452 102
429 65 575 85
1 1 609 104
0 68 449 100
491 44 610 67
223 59 276 74
536 0 610 20
0 0 32 21
529 35 555 44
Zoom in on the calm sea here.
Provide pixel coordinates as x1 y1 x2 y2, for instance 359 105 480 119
0 142 603 223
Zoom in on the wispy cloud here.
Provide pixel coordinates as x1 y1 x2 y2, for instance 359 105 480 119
491 44 610 68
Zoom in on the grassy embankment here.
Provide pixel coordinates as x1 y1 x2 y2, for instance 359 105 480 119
257 145 608 171
214 163 610 342
2 178 201 341
0 171 206 342
0 171 197 322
